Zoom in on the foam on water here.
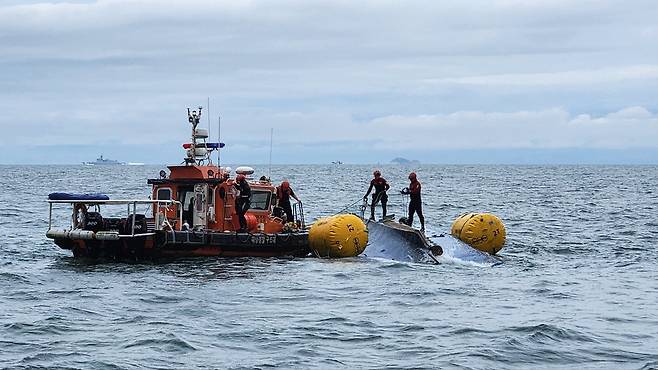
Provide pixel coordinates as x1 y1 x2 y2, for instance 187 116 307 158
429 234 501 267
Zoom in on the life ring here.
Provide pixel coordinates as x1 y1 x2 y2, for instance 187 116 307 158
72 203 88 229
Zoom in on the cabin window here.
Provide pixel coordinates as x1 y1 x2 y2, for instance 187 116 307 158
156 187 172 200
250 190 271 211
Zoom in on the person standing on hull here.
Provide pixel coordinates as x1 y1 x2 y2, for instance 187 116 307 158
234 174 251 232
364 170 390 220
276 181 301 223
404 172 425 232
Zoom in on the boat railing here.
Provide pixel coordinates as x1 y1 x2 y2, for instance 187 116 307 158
293 201 306 229
47 199 183 237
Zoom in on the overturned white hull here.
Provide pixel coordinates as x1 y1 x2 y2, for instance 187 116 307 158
363 219 500 266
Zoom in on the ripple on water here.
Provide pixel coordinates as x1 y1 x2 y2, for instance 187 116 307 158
640 360 658 370
0 271 30 284
3 320 82 336
123 333 197 353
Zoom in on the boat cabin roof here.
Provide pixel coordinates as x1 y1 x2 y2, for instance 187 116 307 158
148 165 222 185
147 165 273 190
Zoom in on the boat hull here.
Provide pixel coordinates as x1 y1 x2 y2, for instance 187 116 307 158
53 230 310 260
363 218 500 265
363 219 438 263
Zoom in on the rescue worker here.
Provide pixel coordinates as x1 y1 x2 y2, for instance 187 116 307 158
403 171 425 232
364 170 390 220
72 203 87 229
276 180 300 223
234 174 251 232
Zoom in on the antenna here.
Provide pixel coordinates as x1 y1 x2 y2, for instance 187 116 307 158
207 97 211 161
217 115 221 168
268 127 273 180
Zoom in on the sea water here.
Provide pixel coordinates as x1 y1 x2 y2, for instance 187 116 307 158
1 164 657 369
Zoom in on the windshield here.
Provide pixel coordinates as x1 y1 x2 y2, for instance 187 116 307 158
250 190 271 211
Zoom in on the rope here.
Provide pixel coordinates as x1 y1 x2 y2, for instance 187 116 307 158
237 231 252 243
335 197 367 215
335 190 411 218
278 231 292 242
371 191 385 205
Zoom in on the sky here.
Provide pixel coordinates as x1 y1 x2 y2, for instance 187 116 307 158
1 0 658 164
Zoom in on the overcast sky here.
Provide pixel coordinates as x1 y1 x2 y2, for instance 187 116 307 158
1 0 657 164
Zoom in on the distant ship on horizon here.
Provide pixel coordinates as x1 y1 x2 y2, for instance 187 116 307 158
83 155 125 166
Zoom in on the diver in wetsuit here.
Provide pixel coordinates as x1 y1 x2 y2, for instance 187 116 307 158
403 171 425 232
364 170 390 220
276 180 300 223
234 174 251 232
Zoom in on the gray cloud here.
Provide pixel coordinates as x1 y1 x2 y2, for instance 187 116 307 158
1 0 657 163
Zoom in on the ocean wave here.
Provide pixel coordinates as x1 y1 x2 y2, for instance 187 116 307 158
122 334 197 353
2 165 658 368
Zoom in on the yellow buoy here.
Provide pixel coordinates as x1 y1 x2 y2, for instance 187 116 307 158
308 214 368 258
451 213 506 255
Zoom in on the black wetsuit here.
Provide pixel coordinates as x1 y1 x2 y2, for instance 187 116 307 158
276 186 296 223
407 180 424 229
365 177 390 219
234 180 251 231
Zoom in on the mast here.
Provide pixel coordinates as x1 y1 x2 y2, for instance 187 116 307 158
268 128 273 180
186 106 202 165
218 115 221 168
207 97 211 164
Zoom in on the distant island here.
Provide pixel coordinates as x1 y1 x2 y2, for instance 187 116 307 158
391 157 420 165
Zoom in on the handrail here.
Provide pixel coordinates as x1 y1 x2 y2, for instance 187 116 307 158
47 199 173 204
293 201 306 229
47 199 183 234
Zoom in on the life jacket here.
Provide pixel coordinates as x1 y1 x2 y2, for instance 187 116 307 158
371 177 389 194
409 180 421 201
277 186 293 203
237 180 251 198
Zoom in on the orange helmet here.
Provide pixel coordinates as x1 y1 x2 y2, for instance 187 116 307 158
236 174 246 182
408 172 417 181
373 170 381 177
281 181 290 188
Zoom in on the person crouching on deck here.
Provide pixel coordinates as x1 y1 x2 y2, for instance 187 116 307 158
234 174 251 232
364 170 390 220
276 181 300 223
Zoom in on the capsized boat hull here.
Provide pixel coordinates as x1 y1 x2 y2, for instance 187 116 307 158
363 219 439 263
53 230 310 260
363 219 500 266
